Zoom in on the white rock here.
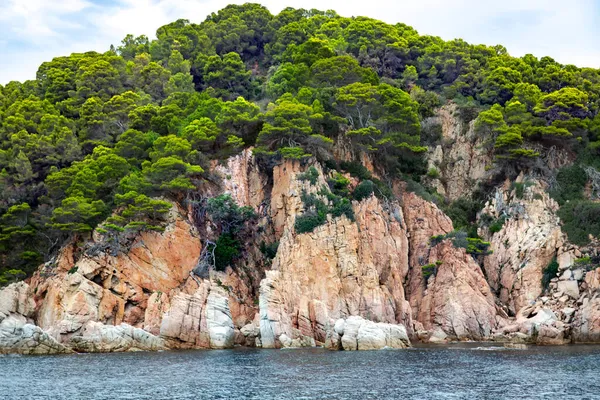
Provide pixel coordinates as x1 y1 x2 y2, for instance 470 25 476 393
69 321 165 352
560 270 572 281
557 281 580 299
528 309 557 325
205 290 235 349
573 269 585 281
334 319 345 336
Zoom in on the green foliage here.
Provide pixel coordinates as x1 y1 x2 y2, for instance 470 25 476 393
442 197 483 232
207 194 256 234
558 200 600 246
298 166 319 185
329 173 350 196
489 217 506 234
214 233 240 271
550 165 587 205
421 263 438 281
353 180 375 201
294 174 355 234
260 241 279 260
511 181 534 199
5 4 600 283
430 230 492 256
542 257 559 289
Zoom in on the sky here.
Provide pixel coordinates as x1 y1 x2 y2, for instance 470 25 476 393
1 0 600 84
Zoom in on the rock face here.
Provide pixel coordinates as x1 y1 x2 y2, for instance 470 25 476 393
68 321 166 353
0 283 70 355
572 268 600 342
259 166 414 348
11 146 600 353
415 242 499 341
482 179 565 315
425 104 493 201
0 203 249 354
325 316 410 351
402 192 499 340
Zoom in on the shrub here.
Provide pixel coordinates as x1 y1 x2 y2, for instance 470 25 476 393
260 241 279 260
340 161 372 181
214 233 241 271
295 211 327 234
427 167 440 179
511 181 534 199
422 263 436 280
489 217 506 234
558 200 600 246
550 165 587 205
329 173 351 197
442 197 483 231
542 257 559 289
431 230 492 256
207 194 256 234
298 166 319 185
353 180 375 201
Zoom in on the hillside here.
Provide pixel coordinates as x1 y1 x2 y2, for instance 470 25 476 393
1 4 600 353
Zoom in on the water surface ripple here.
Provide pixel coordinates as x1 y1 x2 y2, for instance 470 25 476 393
1 343 599 399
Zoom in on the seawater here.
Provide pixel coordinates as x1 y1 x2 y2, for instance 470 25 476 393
1 343 600 399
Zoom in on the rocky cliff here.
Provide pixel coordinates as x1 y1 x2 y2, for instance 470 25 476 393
3 110 600 354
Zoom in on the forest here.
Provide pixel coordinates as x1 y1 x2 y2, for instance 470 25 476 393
2 3 600 284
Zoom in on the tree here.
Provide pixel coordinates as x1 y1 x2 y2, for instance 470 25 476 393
199 53 253 100
256 97 332 159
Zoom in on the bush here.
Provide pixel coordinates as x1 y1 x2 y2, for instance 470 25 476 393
207 194 256 234
427 168 440 179
329 173 351 196
442 197 483 231
421 263 436 280
431 230 492 256
550 165 587 205
214 233 241 271
260 241 279 260
295 211 327 234
542 257 559 289
511 181 534 199
340 161 372 181
353 180 375 201
489 217 506 234
558 200 600 245
298 166 319 185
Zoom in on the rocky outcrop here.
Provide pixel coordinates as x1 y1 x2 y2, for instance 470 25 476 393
0 283 70 355
12 147 600 353
572 267 600 342
415 241 500 341
425 104 493 201
325 316 410 351
402 192 499 340
494 306 570 345
68 321 166 353
259 176 413 347
481 178 566 315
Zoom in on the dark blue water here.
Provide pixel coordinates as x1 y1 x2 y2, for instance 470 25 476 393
1 343 600 399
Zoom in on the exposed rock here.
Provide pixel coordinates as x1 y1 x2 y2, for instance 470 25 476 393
259 182 413 347
424 104 493 201
482 179 566 315
0 283 69 355
327 316 410 351
557 281 580 299
206 289 235 349
69 321 165 353
493 308 569 345
415 241 499 340
0 316 71 355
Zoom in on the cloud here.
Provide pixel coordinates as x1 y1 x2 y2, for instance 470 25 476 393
1 0 599 84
